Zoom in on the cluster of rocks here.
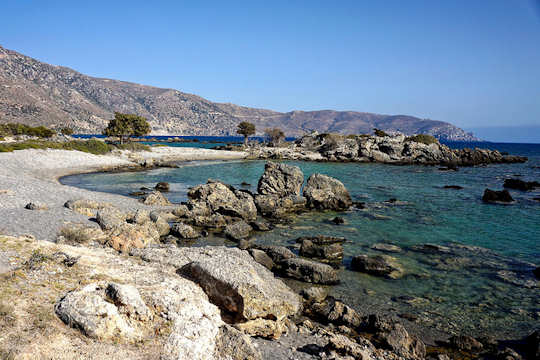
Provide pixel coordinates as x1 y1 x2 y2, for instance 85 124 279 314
249 132 528 166
483 178 539 204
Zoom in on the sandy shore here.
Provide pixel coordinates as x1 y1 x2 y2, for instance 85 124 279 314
0 147 247 240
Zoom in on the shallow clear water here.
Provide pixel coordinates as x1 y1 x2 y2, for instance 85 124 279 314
61 143 540 341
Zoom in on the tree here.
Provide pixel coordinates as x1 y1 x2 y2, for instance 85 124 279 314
60 127 74 136
103 112 151 143
264 127 285 146
237 121 255 146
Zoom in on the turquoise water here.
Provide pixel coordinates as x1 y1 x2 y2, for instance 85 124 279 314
61 145 540 341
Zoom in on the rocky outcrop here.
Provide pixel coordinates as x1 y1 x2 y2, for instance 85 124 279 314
187 181 257 222
298 236 344 263
250 132 527 166
141 190 171 206
303 173 352 210
257 162 304 197
482 189 514 203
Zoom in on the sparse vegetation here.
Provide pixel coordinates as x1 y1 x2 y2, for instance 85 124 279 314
0 123 56 138
0 139 150 154
405 134 438 145
237 121 256 146
59 127 74 136
103 112 151 144
373 128 389 137
264 127 285 146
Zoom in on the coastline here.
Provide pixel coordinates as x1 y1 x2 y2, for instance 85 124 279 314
0 147 247 240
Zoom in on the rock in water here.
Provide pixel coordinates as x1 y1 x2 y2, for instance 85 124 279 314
351 254 403 279
299 239 343 263
303 173 352 210
281 258 339 284
503 178 540 191
482 189 514 203
257 162 304 197
154 181 170 192
224 220 252 241
188 181 257 221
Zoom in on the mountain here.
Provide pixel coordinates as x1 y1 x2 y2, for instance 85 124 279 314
0 45 479 141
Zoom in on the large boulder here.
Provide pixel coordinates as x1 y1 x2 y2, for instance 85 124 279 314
96 207 129 230
107 223 160 252
351 254 403 279
281 258 339 285
55 283 143 341
188 181 257 222
257 162 304 197
303 173 352 210
177 247 302 339
57 223 108 245
64 199 112 217
299 239 343 263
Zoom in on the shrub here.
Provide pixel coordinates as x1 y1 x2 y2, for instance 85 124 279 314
373 128 389 137
405 134 438 145
113 142 151 152
0 123 55 138
60 127 74 136
264 127 285 146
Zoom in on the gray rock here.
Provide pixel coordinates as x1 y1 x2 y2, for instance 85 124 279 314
367 315 426 360
142 191 171 206
351 254 403 279
371 243 402 253
57 223 108 245
96 207 129 230
64 198 112 216
299 239 343 263
254 194 307 218
55 283 141 340
250 220 272 231
105 283 152 321
171 222 200 239
300 286 329 304
310 297 362 328
188 182 257 221
224 220 253 241
256 245 296 264
257 162 304 197
213 325 262 360
132 209 150 224
24 202 48 210
248 249 275 270
448 335 484 352
303 173 352 210
281 258 339 284
155 181 170 192
178 247 301 338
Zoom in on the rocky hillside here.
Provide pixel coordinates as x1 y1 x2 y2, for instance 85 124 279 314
0 45 478 140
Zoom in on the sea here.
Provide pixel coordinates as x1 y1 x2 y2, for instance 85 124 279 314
61 138 540 341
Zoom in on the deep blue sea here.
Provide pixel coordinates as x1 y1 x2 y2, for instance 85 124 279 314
62 140 540 341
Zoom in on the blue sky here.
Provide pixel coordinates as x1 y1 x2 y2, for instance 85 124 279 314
1 0 540 141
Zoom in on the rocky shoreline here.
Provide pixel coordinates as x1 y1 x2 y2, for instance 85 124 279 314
244 132 528 166
0 148 538 359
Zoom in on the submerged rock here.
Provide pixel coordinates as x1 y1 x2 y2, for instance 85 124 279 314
299 239 343 263
443 185 463 190
257 162 304 197
351 254 403 279
303 173 352 211
482 189 514 203
371 243 402 253
503 178 540 191
154 181 170 192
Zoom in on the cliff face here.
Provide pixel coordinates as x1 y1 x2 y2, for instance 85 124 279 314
0 45 479 140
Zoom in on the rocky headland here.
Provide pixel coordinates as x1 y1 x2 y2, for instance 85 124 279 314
247 132 527 166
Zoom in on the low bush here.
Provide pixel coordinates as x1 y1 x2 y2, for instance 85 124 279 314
113 142 151 152
373 128 389 137
0 123 55 138
0 139 151 154
405 134 438 145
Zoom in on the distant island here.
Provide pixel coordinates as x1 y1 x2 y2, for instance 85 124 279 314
0 45 478 141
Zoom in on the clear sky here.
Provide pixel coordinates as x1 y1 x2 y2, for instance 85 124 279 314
1 0 540 141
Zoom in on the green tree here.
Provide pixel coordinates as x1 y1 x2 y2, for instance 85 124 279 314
264 127 285 146
237 121 256 146
103 112 151 144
